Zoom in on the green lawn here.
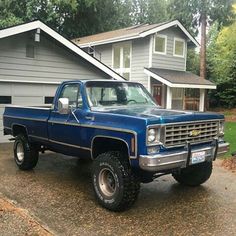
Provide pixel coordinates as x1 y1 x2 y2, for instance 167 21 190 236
224 122 236 157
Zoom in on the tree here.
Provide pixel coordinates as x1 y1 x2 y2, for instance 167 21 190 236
0 0 25 28
186 49 200 75
0 0 133 38
131 0 170 25
168 0 234 80
0 0 78 36
206 21 220 82
208 21 236 108
70 0 133 38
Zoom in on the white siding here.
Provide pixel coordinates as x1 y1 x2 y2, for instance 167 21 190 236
152 27 187 71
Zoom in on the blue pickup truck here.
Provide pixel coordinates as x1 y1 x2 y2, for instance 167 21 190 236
3 80 229 211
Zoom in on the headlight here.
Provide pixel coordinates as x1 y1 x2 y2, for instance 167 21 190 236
148 128 156 143
147 127 162 145
219 121 225 135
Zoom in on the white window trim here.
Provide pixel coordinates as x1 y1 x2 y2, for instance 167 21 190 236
153 34 167 55
173 37 186 58
112 41 132 80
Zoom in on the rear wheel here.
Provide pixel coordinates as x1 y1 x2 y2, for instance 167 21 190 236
14 134 39 170
172 161 213 187
92 151 140 211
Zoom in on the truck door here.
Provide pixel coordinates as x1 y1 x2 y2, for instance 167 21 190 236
48 83 84 153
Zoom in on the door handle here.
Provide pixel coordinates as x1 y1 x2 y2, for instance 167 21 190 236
85 116 95 121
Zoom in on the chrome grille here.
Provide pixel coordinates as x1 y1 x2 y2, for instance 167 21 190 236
164 121 219 147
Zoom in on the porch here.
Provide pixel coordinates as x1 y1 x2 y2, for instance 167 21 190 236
144 68 216 112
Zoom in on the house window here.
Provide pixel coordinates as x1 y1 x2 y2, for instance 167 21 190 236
185 88 200 111
44 96 54 104
154 35 167 54
173 38 185 57
112 43 131 80
172 88 184 110
0 96 12 104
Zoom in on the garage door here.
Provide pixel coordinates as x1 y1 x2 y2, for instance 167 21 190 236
0 83 57 143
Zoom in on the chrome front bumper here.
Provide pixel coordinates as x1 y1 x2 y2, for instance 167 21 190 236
139 142 230 172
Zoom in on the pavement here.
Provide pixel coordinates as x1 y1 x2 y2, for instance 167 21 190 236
0 195 52 236
0 143 236 236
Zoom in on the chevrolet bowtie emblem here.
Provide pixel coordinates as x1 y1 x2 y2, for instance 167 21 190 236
189 130 201 137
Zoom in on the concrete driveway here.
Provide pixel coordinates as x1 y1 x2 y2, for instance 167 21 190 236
0 143 236 236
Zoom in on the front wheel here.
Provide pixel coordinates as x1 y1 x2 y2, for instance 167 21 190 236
91 151 140 212
172 161 213 187
14 134 39 170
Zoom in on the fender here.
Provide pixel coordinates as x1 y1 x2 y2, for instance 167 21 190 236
11 123 29 137
91 135 132 160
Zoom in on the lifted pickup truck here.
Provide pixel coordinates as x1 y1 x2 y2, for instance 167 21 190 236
3 80 229 211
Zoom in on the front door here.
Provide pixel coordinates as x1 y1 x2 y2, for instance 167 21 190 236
153 85 162 106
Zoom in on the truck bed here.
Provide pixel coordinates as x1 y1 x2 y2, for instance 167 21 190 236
3 105 51 141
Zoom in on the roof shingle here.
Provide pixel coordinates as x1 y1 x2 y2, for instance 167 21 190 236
145 68 216 89
73 22 169 45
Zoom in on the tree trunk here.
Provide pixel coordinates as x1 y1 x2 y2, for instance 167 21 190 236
200 12 206 80
200 12 207 111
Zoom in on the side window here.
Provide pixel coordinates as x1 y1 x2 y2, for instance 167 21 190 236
173 38 185 57
44 96 54 104
112 42 131 80
0 96 12 104
59 84 82 109
154 35 167 54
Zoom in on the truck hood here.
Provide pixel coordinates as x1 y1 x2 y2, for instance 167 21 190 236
92 106 224 124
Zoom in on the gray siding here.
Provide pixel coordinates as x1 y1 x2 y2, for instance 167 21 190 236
94 44 112 68
0 31 111 142
131 37 150 89
91 38 150 89
0 32 109 83
152 27 187 71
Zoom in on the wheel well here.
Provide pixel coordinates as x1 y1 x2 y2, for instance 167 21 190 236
92 137 129 159
12 125 28 137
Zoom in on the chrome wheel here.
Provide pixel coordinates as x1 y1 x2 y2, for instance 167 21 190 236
98 168 117 197
16 142 24 162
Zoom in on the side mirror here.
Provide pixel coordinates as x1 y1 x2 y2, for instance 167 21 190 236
58 98 70 114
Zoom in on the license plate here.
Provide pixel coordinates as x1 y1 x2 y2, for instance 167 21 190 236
191 151 206 164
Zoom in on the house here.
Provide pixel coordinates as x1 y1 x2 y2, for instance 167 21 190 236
73 20 216 112
0 21 124 142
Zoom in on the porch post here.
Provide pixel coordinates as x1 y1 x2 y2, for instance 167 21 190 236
199 89 205 112
147 75 151 93
166 86 172 109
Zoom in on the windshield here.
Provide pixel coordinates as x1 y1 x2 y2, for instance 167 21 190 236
85 81 157 108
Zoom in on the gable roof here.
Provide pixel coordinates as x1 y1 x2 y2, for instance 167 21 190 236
0 20 124 81
74 20 199 48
